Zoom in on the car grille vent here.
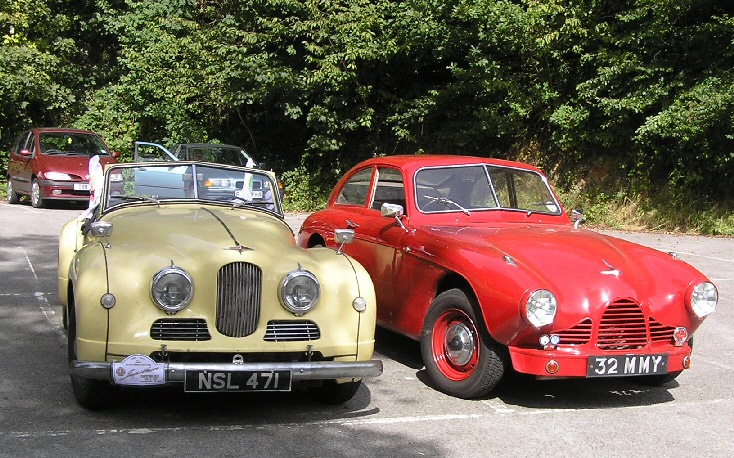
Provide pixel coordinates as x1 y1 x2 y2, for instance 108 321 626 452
264 320 321 342
150 319 211 341
596 299 648 350
556 318 592 344
216 262 262 338
648 318 676 342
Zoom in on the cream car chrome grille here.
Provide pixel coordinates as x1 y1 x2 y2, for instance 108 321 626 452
150 318 211 341
263 320 321 342
216 262 262 337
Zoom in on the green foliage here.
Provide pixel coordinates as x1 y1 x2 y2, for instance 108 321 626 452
280 166 331 212
2 0 734 232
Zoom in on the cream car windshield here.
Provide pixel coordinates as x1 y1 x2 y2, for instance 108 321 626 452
103 163 280 214
415 165 560 215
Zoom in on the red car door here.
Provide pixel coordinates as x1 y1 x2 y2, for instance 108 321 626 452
334 166 408 327
9 131 34 195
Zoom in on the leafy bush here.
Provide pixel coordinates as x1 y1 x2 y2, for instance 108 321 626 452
280 166 332 212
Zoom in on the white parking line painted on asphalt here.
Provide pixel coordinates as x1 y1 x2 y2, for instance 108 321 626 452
4 398 733 439
34 291 67 345
23 249 39 280
673 251 734 263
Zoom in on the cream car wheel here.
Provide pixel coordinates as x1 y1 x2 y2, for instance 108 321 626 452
309 379 361 405
68 301 114 410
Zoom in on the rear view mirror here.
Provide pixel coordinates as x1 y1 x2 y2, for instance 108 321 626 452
334 228 354 245
334 228 355 255
571 209 584 229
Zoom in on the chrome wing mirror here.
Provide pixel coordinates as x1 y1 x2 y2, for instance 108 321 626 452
571 209 584 229
334 228 355 255
90 221 113 247
381 203 407 231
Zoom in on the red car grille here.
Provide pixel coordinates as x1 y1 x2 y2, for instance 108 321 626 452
555 299 676 350
556 319 593 344
216 262 262 337
597 299 649 349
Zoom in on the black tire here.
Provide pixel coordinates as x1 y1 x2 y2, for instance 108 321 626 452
68 302 114 410
420 288 507 399
31 179 44 208
309 379 362 405
7 177 20 204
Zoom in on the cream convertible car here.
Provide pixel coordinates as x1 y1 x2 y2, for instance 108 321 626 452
58 162 382 409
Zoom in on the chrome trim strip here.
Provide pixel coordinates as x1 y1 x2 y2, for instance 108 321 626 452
71 359 383 382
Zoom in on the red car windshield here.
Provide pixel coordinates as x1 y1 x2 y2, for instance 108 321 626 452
39 132 111 157
414 164 561 215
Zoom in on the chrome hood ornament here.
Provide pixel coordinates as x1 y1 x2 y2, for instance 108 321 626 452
600 260 621 278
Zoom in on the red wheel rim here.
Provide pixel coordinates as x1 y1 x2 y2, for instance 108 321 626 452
431 308 480 381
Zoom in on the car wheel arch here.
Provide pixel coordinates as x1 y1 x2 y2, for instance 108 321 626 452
420 287 509 398
307 233 326 248
434 272 495 343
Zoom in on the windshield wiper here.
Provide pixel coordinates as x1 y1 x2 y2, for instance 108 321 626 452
423 195 470 216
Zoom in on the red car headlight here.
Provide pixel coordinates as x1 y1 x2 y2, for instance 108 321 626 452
687 282 717 318
523 289 557 328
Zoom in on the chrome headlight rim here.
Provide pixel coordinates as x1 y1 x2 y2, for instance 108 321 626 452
687 281 717 318
523 289 558 328
150 266 194 313
279 269 320 316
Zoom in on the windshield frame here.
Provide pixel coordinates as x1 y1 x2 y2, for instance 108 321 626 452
413 163 562 216
101 162 283 216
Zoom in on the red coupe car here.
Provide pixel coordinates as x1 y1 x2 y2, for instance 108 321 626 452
297 155 718 399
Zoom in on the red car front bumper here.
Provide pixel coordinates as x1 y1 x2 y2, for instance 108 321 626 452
509 344 692 378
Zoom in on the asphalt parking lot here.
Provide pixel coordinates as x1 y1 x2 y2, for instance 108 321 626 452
0 201 732 457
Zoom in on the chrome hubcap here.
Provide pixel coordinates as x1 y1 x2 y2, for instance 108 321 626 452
31 182 39 205
445 323 475 366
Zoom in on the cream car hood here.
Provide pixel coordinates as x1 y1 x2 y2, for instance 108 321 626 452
102 205 295 259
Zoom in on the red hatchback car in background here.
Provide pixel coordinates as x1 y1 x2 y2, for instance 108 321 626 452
297 155 718 399
6 128 119 208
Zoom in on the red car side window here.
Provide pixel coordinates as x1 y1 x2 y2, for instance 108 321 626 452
336 167 373 206
371 167 405 212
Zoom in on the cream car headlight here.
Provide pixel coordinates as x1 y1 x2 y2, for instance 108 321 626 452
279 270 320 316
524 289 557 327
151 266 194 313
688 282 717 318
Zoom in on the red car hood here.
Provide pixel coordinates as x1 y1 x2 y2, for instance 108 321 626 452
38 154 116 177
421 223 704 321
